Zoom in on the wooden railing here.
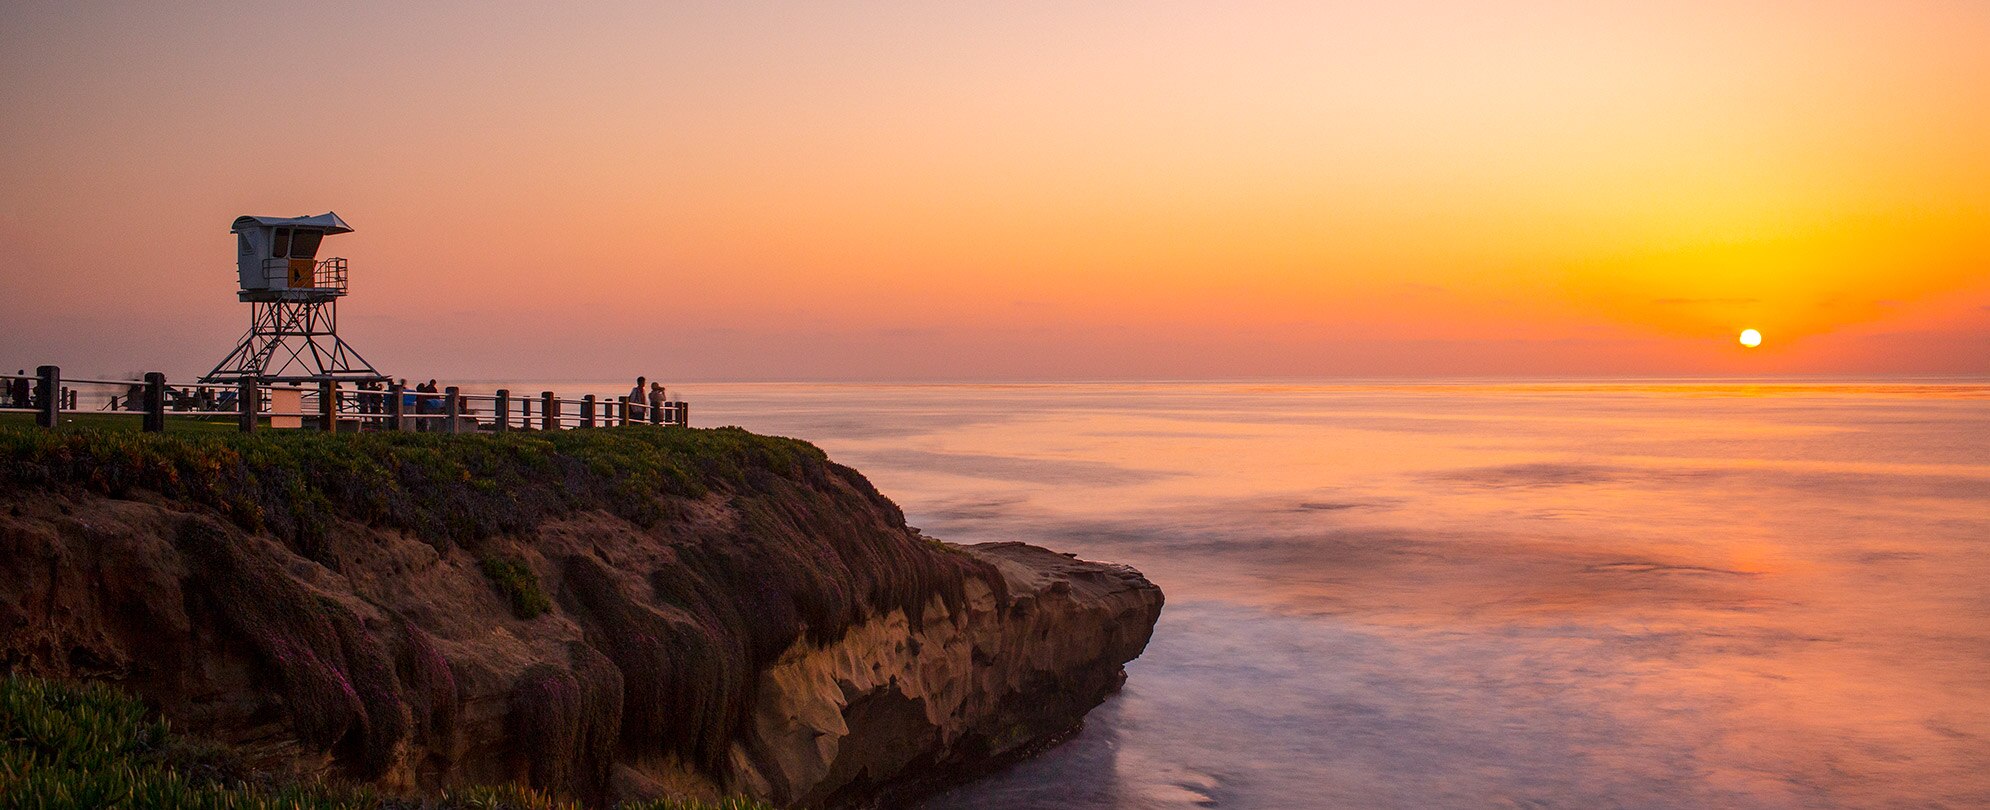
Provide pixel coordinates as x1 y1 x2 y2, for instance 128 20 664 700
0 366 688 434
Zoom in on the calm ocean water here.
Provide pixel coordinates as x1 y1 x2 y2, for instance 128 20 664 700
562 380 1990 808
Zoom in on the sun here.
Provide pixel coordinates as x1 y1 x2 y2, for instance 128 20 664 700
1738 328 1763 348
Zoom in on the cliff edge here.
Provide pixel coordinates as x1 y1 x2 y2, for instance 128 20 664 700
0 426 1162 808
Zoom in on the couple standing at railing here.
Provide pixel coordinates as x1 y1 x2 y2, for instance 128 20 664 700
628 376 670 422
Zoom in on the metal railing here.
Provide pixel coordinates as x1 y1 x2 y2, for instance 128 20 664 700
315 257 348 291
259 256 348 293
0 366 689 434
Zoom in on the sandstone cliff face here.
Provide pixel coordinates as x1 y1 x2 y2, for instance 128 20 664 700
735 543 1161 808
0 428 1161 808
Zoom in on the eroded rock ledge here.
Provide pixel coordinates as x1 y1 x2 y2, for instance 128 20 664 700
0 427 1162 808
737 542 1162 807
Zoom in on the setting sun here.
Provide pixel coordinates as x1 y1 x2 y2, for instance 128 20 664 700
1739 329 1764 348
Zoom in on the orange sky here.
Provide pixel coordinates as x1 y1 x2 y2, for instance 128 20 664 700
2 1 1987 380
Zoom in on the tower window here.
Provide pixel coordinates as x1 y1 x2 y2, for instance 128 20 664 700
289 230 323 259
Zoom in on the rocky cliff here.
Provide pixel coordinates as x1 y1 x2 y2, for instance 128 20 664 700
0 426 1162 808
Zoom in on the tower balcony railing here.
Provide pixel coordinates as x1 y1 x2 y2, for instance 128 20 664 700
260 257 349 294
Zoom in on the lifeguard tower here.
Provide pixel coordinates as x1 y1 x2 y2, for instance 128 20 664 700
200 212 386 384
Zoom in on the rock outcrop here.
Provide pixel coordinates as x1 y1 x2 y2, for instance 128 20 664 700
735 542 1160 807
0 427 1162 808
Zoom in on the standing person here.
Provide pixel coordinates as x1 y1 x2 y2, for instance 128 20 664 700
411 380 435 431
628 376 647 422
648 382 666 425
420 380 443 419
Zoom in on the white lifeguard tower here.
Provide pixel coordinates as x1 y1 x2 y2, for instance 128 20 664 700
201 212 386 384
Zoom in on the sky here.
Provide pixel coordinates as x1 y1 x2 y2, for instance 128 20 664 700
2 1 1987 381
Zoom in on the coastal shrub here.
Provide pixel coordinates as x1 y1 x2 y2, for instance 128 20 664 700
506 664 581 795
0 674 773 810
0 674 163 776
502 646 623 804
0 674 372 809
396 618 461 758
482 554 553 619
325 601 413 778
563 555 746 775
173 515 407 777
567 641 626 804
0 424 837 559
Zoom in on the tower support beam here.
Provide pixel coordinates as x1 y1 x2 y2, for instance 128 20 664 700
201 298 385 384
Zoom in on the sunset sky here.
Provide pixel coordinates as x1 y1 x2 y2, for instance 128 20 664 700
3 1 1987 380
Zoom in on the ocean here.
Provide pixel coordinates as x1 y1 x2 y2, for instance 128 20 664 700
582 380 1990 808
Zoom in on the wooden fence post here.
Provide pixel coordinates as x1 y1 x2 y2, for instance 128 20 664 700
616 396 629 426
540 391 556 431
444 386 461 433
238 378 259 433
676 402 688 427
34 366 60 428
318 380 337 432
582 394 597 428
494 389 510 432
142 372 166 432
387 382 405 431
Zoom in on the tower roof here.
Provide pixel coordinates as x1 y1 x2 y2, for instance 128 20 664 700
230 212 353 234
